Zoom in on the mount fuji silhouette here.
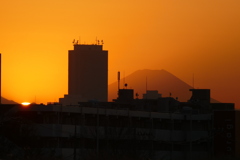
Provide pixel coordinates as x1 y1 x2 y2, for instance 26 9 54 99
1 97 18 104
108 69 219 103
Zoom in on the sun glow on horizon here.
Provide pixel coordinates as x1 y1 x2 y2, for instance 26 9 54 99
21 102 31 106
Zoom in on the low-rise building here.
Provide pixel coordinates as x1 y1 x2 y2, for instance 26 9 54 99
0 89 237 160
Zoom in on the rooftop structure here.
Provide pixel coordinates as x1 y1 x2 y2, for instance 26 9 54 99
60 43 108 105
0 89 238 160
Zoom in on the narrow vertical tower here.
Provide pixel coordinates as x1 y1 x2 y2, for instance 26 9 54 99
68 43 108 102
117 71 120 91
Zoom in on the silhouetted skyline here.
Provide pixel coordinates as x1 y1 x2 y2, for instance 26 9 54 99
1 0 240 108
108 69 220 103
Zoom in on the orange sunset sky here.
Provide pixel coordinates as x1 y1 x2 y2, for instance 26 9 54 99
1 0 240 108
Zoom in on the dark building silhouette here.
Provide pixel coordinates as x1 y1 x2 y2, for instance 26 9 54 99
60 43 108 105
214 110 236 158
2 43 239 159
1 88 239 160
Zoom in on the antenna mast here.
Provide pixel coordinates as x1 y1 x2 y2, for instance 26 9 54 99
123 71 125 89
146 76 148 92
118 71 120 91
193 73 195 89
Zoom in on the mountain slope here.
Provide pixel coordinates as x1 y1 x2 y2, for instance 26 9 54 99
109 69 194 102
1 97 18 104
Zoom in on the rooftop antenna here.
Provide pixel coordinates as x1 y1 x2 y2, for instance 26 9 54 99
101 40 104 45
72 39 75 44
136 93 139 99
118 71 120 91
193 73 195 89
124 83 128 89
123 71 125 89
145 76 148 99
146 76 148 92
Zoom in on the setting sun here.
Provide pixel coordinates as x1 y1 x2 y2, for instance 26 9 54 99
21 102 31 106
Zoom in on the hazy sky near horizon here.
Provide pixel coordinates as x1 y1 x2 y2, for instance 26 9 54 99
1 0 240 108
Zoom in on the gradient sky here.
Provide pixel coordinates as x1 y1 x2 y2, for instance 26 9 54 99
1 0 240 108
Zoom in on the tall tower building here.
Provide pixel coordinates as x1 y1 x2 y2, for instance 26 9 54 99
60 43 108 105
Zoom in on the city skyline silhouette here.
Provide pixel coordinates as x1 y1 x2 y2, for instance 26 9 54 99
1 1 240 159
1 0 240 108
